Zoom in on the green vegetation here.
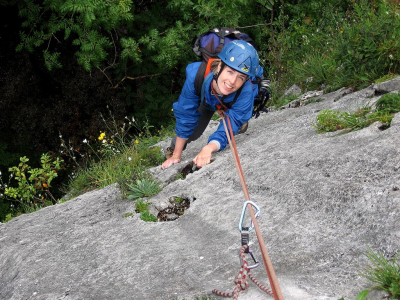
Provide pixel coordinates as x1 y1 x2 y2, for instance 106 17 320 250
339 246 400 300
313 91 400 134
122 212 133 218
0 112 172 222
134 199 157 222
3 0 400 108
361 246 400 299
0 153 63 220
126 179 161 200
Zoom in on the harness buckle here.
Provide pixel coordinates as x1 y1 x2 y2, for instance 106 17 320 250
238 200 261 232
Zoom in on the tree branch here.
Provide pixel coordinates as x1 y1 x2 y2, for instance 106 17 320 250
234 23 272 29
113 73 163 89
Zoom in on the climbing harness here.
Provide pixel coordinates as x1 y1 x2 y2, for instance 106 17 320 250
211 111 285 299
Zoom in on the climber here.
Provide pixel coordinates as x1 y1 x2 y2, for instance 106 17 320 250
162 40 260 170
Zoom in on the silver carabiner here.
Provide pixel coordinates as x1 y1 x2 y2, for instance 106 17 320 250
238 200 261 232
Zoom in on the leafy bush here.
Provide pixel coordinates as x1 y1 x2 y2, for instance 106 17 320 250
0 153 63 221
334 0 400 88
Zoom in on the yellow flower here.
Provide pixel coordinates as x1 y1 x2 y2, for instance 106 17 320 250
98 132 106 140
135 140 139 144
171 108 174 111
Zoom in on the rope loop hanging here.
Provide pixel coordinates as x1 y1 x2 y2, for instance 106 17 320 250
212 245 273 299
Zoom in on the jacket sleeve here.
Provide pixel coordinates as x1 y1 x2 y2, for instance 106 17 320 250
172 62 202 139
208 81 254 150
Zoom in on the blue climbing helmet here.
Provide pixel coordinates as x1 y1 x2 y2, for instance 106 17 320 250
217 39 259 77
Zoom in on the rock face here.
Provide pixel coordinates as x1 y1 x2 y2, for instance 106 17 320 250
1 78 400 300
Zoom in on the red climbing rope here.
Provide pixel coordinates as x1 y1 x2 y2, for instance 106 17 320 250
212 245 273 299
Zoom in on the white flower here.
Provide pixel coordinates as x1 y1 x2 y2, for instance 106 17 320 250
132 116 135 122
128 157 132 161
83 139 88 143
0 171 2 175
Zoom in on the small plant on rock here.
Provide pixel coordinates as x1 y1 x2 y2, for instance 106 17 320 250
126 178 161 200
134 199 157 222
360 246 400 299
313 109 348 133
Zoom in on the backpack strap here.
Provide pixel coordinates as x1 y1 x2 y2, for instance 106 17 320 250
204 58 216 78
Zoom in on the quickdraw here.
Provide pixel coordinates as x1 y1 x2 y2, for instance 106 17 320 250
212 245 273 300
238 200 261 232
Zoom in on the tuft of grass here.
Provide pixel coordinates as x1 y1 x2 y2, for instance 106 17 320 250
375 92 400 114
65 145 164 199
126 178 161 200
360 246 400 299
313 99 397 134
122 212 133 218
313 109 349 133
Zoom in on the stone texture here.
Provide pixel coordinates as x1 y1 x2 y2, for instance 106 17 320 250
1 84 399 300
283 84 302 98
373 76 400 93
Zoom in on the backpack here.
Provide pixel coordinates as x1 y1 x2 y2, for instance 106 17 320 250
192 27 271 118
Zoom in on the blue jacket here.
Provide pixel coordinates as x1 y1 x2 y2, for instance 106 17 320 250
173 61 258 151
